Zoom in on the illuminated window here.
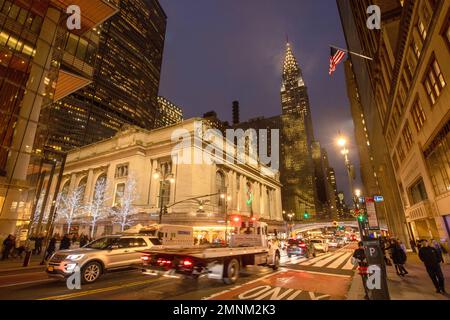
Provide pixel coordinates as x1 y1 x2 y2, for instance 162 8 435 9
402 122 414 151
410 99 426 132
423 57 446 105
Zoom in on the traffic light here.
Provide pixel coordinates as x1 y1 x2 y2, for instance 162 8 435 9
303 212 310 219
358 214 366 222
162 206 168 215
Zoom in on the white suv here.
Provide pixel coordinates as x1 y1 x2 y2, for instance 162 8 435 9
46 235 161 283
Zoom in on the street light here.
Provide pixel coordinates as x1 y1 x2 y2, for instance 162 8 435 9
153 168 175 224
355 189 361 198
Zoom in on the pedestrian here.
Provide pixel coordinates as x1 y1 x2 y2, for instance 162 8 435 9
418 239 446 294
59 234 71 250
35 234 44 255
79 234 88 248
352 241 370 300
1 234 14 260
392 240 408 276
399 240 407 254
45 236 57 261
409 239 417 254
431 240 445 263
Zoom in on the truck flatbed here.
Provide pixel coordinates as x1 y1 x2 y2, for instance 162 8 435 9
141 245 270 260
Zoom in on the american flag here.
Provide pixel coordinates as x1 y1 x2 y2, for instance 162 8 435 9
329 47 346 75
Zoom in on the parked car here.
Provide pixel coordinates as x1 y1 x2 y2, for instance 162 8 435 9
286 238 311 258
310 238 329 253
46 235 161 284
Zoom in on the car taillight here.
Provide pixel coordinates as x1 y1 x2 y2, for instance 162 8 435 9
299 243 306 248
156 258 172 266
180 259 193 268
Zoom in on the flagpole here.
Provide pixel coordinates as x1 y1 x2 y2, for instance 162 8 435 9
330 45 373 61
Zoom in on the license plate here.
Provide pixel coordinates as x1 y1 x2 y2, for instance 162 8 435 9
47 266 54 272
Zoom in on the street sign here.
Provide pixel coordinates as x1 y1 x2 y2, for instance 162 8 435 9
365 197 379 230
374 196 384 202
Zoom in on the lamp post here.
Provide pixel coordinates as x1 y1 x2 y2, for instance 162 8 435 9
153 169 175 224
287 212 294 238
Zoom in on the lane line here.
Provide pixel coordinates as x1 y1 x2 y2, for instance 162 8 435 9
0 279 55 288
313 252 347 268
326 252 353 269
287 268 351 278
38 277 166 300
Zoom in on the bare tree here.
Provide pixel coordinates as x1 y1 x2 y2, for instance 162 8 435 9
84 177 110 239
57 186 84 234
110 175 138 232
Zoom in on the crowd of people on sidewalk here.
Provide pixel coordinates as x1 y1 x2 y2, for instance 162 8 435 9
1 233 93 262
352 235 448 299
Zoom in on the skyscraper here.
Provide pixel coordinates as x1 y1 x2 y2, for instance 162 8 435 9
280 42 317 219
0 0 118 236
40 0 167 151
155 96 183 128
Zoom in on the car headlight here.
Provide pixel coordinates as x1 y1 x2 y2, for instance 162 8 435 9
66 254 85 261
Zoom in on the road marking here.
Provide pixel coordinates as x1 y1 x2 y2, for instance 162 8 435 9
287 268 351 278
299 252 333 266
326 252 353 269
0 278 55 288
342 257 356 270
38 277 166 300
202 270 284 300
313 252 347 268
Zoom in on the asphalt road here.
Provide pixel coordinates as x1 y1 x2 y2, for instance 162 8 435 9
0 244 357 300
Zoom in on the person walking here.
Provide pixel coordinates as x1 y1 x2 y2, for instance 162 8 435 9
352 241 370 300
1 235 14 260
45 236 57 261
419 239 446 294
392 240 408 276
409 239 417 254
35 235 44 255
79 234 88 248
431 240 446 263
59 234 71 250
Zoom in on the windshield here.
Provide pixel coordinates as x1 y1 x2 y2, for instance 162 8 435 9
85 237 119 250
149 238 162 245
310 239 322 243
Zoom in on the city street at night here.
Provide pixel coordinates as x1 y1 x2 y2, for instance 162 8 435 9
1 0 450 311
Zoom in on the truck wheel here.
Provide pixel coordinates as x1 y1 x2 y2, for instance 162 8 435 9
81 261 102 284
272 253 280 270
223 259 240 284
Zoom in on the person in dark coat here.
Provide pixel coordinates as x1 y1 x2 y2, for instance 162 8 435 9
419 240 446 294
79 234 88 248
35 235 44 255
392 240 408 276
45 236 57 261
409 239 417 254
59 234 71 250
1 235 14 260
352 241 369 300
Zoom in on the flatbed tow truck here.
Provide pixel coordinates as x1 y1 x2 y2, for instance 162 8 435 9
139 222 280 284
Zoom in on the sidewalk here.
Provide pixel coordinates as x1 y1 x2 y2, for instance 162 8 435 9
347 253 450 300
0 255 46 274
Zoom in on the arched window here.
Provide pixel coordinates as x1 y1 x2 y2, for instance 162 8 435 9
216 171 226 213
77 176 87 198
94 174 107 201
61 180 70 196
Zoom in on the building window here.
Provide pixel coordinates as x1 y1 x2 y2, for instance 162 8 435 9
425 122 450 196
114 183 125 207
408 178 428 205
115 164 128 178
423 57 446 105
397 141 406 162
392 153 400 171
78 177 88 202
411 99 427 132
402 122 414 151
216 171 226 213
442 9 450 51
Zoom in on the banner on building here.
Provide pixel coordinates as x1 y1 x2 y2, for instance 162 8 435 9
365 197 379 230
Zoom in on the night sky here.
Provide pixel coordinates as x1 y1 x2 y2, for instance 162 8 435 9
158 0 362 202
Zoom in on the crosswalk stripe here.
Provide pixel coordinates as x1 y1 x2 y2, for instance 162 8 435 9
326 252 353 269
342 256 356 270
299 252 334 266
313 252 347 267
